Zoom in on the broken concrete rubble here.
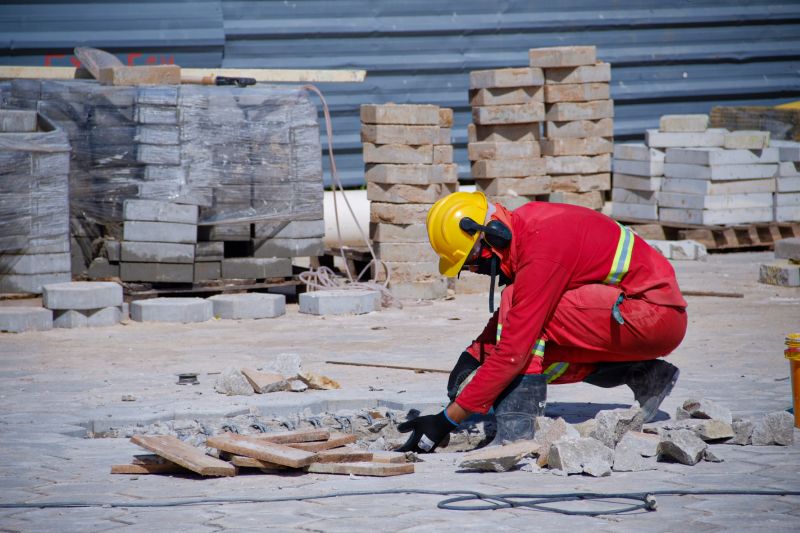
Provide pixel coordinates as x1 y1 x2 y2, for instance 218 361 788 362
590 405 644 449
214 367 255 397
750 411 794 446
459 440 540 472
533 416 579 467
729 417 754 445
649 419 734 442
548 437 614 477
682 398 733 424
612 431 659 472
657 429 708 466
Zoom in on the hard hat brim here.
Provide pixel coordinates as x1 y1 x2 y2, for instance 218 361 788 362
438 233 479 277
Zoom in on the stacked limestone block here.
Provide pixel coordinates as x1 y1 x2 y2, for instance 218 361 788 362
0 80 322 284
535 46 613 210
660 129 776 225
467 67 549 210
42 281 123 328
0 110 71 294
120 200 198 283
611 143 665 220
361 104 457 299
771 140 800 222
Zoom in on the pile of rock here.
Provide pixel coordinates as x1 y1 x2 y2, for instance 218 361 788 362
459 397 794 475
214 354 341 396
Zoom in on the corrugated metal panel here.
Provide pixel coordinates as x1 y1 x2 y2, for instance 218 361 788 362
222 0 800 186
0 1 225 67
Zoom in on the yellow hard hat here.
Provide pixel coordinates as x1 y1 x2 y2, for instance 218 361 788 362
427 191 488 277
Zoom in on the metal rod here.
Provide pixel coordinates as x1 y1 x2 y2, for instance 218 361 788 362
325 361 449 374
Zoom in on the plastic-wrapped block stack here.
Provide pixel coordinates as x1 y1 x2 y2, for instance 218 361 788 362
467 66 550 210
0 80 322 284
536 46 613 210
120 200 198 283
0 110 71 294
660 129 776 225
771 140 800 222
610 143 664 220
361 103 456 300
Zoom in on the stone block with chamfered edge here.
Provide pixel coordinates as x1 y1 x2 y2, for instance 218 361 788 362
665 147 779 166
359 104 440 125
468 141 539 161
123 221 197 244
614 159 664 177
529 45 596 68
130 297 212 323
253 220 325 240
645 128 726 149
541 136 613 156
375 242 439 262
723 130 770 150
120 242 195 264
469 67 544 89
550 173 610 192
120 262 194 283
661 177 775 195
545 100 614 121
544 63 611 85
373 261 440 282
370 202 431 224
362 143 434 164
546 154 610 174
194 262 220 282
209 293 286 320
664 162 777 181
471 158 546 178
0 307 52 333
611 202 659 220
612 174 662 192
472 102 545 125
544 82 609 103
660 206 773 225
86 306 122 327
365 163 458 185
220 258 292 280
775 238 800 260
42 281 122 310
366 182 456 204
469 123 541 143
252 237 324 258
360 124 439 145
433 145 453 164
387 278 448 300
437 127 451 144
758 260 800 287
612 188 659 205
0 109 37 132
369 222 429 243
613 143 665 162
299 289 381 315
438 108 453 127
544 118 613 139
475 176 551 196
549 190 604 210
659 114 709 133
469 86 543 107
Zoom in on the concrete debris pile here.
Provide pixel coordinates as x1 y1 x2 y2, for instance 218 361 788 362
214 354 341 396
759 237 800 287
361 103 456 299
0 110 71 294
112 428 414 478
612 115 800 225
460 399 793 476
537 45 613 210
0 80 323 289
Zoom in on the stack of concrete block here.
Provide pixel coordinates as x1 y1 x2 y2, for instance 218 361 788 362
0 110 71 294
467 67 549 209
361 103 456 299
535 46 613 210
759 238 800 287
611 143 665 220
42 281 123 328
660 129 776 225
119 200 198 283
771 140 800 222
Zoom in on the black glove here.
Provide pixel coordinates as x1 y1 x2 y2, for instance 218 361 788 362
447 351 481 401
395 411 457 453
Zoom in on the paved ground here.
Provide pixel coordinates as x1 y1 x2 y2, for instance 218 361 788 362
0 251 798 532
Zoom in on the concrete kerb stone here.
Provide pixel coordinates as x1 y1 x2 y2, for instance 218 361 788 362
209 293 286 320
42 281 123 310
299 290 381 316
53 309 88 328
130 297 213 323
0 307 53 333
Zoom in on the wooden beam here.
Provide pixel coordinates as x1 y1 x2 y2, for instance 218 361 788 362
325 360 450 374
305 461 414 477
286 433 358 452
0 66 366 84
110 462 188 475
129 435 235 477
206 433 317 468
248 428 330 444
370 451 408 464
98 65 181 86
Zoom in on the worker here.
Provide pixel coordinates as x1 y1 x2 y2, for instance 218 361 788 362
397 191 687 453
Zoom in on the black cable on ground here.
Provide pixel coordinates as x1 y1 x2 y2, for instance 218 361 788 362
1 488 799 517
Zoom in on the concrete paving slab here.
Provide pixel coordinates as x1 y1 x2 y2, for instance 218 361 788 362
299 289 381 315
42 281 123 310
208 293 285 320
129 298 212 323
0 306 52 332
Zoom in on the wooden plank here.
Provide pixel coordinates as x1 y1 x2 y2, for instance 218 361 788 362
98 65 181 86
111 462 188 475
206 433 317 468
325 360 449 374
248 428 330 444
130 435 235 477
286 433 358 452
370 451 408 464
0 66 366 83
314 449 373 463
306 461 414 477
229 455 289 470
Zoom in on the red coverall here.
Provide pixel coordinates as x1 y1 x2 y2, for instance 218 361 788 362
457 201 688 415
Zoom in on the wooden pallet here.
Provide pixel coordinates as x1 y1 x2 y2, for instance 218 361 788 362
618 219 800 251
314 246 374 280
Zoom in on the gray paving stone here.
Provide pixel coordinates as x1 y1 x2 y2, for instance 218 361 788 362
120 241 195 263
659 114 709 133
120 262 194 283
122 221 197 244
253 219 325 239
252 237 324 258
86 306 121 327
388 279 448 300
0 307 52 332
0 109 37 132
751 411 794 446
53 309 88 328
86 258 119 280
193 261 220 282
0 253 71 275
0 272 71 294
129 297 212 323
194 241 224 262
123 200 198 224
299 289 381 315
548 437 614 476
658 429 708 465
42 281 123 310
775 238 800 260
209 293 285 320
220 258 292 279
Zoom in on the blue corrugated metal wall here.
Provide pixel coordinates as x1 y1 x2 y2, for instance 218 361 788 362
3 1 800 186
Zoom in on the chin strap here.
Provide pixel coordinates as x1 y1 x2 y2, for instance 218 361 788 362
489 255 497 313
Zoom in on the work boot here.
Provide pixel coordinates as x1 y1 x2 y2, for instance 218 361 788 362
489 374 547 446
583 359 680 423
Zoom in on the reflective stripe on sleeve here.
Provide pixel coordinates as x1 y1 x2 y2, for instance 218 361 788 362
604 223 634 285
543 362 569 384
